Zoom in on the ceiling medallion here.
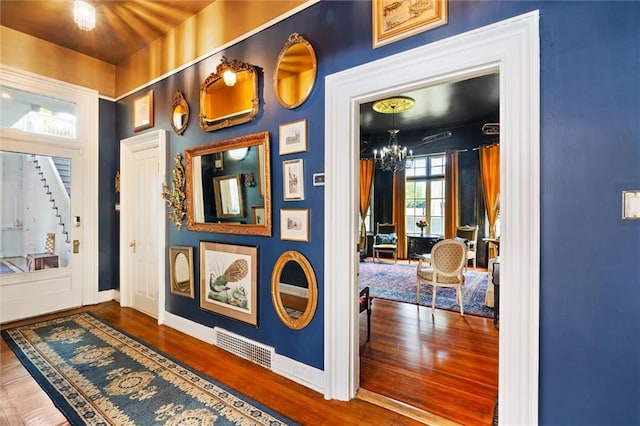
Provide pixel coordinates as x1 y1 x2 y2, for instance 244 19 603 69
372 96 415 172
372 96 416 114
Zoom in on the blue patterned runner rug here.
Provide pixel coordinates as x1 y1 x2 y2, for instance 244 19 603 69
2 313 297 425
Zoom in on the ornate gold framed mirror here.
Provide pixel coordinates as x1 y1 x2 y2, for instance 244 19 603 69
170 90 189 135
271 251 318 330
169 246 194 298
274 33 317 109
185 131 271 236
200 56 260 131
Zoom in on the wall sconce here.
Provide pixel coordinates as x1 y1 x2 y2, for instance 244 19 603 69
162 153 186 230
223 69 237 86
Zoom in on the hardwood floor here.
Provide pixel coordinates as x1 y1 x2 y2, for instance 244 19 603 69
1 297 498 425
359 298 498 425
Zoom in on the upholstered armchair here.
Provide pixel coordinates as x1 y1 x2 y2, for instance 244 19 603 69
372 222 397 263
416 239 467 316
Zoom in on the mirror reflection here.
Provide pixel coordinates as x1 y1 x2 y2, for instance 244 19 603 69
185 131 271 236
271 251 317 330
200 56 260 131
170 90 189 135
169 246 194 298
274 33 317 109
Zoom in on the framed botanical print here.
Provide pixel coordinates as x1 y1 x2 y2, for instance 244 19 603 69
199 241 258 325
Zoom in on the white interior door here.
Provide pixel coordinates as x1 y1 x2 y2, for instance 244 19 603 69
120 130 166 319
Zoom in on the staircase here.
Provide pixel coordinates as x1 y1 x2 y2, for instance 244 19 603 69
31 155 71 244
52 157 71 198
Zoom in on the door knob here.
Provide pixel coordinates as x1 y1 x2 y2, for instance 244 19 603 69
129 240 136 252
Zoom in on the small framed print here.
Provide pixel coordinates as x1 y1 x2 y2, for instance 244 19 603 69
279 119 307 155
133 90 154 131
622 190 640 219
283 159 304 200
281 209 309 242
251 205 265 225
373 0 448 48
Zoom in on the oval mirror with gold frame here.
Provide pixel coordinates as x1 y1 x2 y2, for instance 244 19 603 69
271 251 317 330
200 56 260 131
185 131 271 236
170 90 189 135
274 33 317 109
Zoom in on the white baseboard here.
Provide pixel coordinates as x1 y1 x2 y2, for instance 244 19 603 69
97 289 120 303
161 309 324 393
272 353 324 393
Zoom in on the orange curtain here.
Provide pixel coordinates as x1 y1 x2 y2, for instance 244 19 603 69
392 169 407 259
359 159 375 252
444 150 459 239
480 145 500 238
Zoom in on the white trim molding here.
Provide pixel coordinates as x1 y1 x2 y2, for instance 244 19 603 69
324 11 540 425
119 130 167 323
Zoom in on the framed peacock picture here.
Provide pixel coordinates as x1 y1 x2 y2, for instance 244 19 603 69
199 241 258 325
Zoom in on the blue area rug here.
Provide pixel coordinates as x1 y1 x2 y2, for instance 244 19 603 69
359 261 494 318
2 313 297 425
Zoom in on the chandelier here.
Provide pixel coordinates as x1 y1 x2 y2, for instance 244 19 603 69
372 96 415 172
74 1 96 31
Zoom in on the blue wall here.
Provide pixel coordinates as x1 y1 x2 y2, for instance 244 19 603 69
109 1 640 424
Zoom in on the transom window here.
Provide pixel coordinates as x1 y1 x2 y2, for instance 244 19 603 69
405 154 446 235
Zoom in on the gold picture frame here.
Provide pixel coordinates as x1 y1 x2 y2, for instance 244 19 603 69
199 241 258 325
133 90 154 131
169 246 194 298
372 0 448 48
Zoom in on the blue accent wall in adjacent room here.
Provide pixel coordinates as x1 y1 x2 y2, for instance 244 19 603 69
112 2 640 424
98 98 119 291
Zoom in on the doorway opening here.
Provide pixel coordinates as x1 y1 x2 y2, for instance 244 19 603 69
324 12 540 425
357 72 500 424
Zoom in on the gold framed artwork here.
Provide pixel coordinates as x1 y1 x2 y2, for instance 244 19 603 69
169 246 194 298
280 208 309 242
372 0 448 48
199 241 258 325
279 119 307 155
133 90 154 131
283 159 304 201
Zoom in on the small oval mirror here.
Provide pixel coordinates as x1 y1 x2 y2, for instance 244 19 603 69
170 90 189 135
271 251 317 329
274 33 317 109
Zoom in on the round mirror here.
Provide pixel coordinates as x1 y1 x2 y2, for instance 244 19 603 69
170 90 189 135
271 251 317 329
273 33 317 109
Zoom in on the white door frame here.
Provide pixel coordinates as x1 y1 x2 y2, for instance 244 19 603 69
0 65 99 320
120 130 167 324
324 12 540 425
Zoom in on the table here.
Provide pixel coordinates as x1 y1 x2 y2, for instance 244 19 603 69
407 234 443 263
26 253 59 271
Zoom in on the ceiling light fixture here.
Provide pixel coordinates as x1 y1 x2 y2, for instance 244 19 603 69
372 96 415 172
74 1 96 32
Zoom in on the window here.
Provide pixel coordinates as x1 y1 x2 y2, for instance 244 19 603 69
405 154 446 235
